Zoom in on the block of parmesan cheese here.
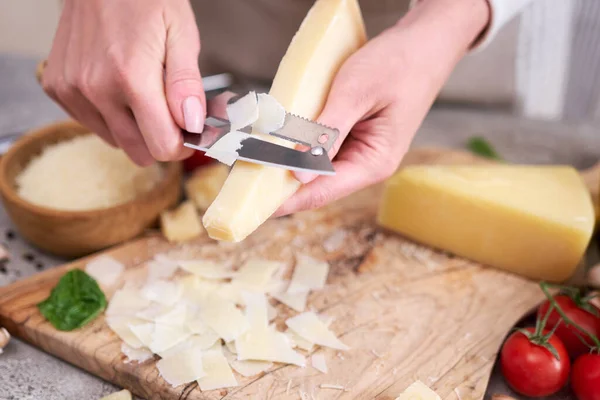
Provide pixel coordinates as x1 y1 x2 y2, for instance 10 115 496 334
202 0 367 241
184 163 230 211
377 166 595 282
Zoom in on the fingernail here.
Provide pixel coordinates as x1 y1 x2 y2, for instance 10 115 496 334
294 171 318 184
183 96 204 133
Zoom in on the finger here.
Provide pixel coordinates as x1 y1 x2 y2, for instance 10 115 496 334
102 106 154 166
276 136 396 217
293 60 381 184
164 7 206 134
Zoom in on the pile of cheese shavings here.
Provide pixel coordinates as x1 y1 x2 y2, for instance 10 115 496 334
105 252 347 391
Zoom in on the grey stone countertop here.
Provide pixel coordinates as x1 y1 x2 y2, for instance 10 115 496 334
1 54 597 400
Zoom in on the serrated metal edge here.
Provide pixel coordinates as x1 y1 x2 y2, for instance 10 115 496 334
287 113 339 132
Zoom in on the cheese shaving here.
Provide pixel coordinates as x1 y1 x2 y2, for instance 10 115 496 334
128 322 155 348
106 316 146 349
204 131 250 166
233 259 283 292
198 296 250 342
106 289 150 317
226 91 259 130
149 324 191 354
121 343 153 364
179 260 234 279
394 380 441 400
141 280 182 306
286 312 349 350
288 255 329 292
272 289 309 313
157 333 220 359
146 257 179 282
242 291 269 328
236 326 305 366
320 384 345 390
285 329 314 352
157 346 205 387
197 350 238 391
136 303 187 326
254 93 286 134
311 352 328 373
85 256 124 287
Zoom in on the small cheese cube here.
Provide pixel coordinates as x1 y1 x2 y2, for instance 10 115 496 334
184 164 230 211
160 201 203 243
377 166 595 282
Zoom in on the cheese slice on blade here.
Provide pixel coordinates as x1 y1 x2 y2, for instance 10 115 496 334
203 0 367 242
377 166 595 282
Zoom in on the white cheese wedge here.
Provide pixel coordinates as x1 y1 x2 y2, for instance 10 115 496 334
254 93 286 134
197 349 238 391
286 312 349 350
149 324 191 354
395 381 441 400
179 260 234 279
233 259 284 292
85 256 124 287
99 389 132 400
198 296 250 342
106 288 150 317
128 322 155 348
202 0 367 242
157 346 205 387
226 91 259 130
272 290 309 313
157 333 221 359
204 131 252 166
311 352 328 373
236 326 305 366
121 342 153 364
141 280 182 306
106 316 147 349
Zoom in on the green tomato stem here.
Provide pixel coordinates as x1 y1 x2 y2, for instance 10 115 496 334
540 281 600 349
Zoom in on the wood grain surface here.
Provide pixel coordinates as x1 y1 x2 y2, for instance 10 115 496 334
0 147 594 400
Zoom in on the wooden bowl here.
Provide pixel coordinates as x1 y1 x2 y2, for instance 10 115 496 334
0 120 182 258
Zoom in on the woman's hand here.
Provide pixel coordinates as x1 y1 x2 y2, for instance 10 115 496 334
276 0 490 216
42 0 204 166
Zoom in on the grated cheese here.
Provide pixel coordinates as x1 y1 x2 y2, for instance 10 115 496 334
286 312 349 350
85 256 124 287
16 134 163 211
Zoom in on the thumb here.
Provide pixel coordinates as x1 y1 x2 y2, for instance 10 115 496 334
165 17 206 134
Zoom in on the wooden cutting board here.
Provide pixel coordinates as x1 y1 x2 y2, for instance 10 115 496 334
0 147 594 400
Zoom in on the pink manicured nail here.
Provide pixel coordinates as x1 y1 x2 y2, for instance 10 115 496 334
183 96 204 133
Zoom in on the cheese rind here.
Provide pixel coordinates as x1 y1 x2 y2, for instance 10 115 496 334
202 0 367 242
377 165 595 282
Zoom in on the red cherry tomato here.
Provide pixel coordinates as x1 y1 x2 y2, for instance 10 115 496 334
537 295 600 358
572 353 600 400
183 151 214 172
500 328 570 397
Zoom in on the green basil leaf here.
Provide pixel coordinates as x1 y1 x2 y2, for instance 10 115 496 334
466 137 503 161
37 269 107 331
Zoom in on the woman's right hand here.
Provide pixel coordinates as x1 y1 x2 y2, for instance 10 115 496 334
42 0 205 166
